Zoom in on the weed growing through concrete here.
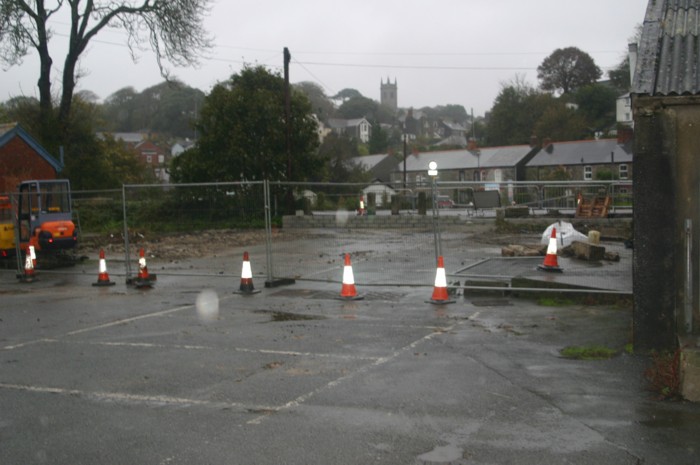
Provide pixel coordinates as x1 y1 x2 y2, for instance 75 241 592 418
538 296 575 306
644 349 682 400
560 345 617 360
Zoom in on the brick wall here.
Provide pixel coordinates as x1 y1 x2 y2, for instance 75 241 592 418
0 136 58 192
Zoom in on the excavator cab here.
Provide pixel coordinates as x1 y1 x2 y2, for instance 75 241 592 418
17 180 77 253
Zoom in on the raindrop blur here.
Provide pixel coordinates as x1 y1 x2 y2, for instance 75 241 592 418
335 208 350 226
196 289 219 323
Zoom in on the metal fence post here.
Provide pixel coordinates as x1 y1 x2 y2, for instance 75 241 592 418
122 184 131 281
11 193 23 273
686 219 694 334
264 179 274 285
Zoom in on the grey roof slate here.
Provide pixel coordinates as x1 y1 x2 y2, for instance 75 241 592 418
526 139 633 167
350 154 391 170
327 118 368 129
397 145 535 173
634 0 700 96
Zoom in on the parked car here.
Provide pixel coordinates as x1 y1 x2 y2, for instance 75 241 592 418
437 195 455 208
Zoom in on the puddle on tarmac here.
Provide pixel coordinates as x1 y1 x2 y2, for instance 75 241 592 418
638 407 700 428
416 444 466 464
254 310 325 322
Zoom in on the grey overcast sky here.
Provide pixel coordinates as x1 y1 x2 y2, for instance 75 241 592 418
1 0 648 117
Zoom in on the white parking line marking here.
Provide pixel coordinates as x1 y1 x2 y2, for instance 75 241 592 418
2 338 53 350
2 300 463 422
64 303 198 336
38 339 382 361
247 323 460 425
0 382 274 413
3 294 245 351
2 303 200 351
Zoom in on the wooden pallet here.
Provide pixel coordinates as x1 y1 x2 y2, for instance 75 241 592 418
576 195 611 218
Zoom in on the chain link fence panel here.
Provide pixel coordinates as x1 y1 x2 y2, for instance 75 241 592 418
62 180 633 294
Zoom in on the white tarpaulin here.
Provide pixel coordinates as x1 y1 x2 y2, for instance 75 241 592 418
541 221 588 248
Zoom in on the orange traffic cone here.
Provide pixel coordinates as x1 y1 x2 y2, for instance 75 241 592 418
235 251 260 295
93 249 116 287
18 246 37 283
427 256 455 304
538 227 563 272
357 196 366 216
133 248 155 287
337 253 364 300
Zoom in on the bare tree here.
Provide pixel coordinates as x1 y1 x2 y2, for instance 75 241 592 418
0 0 212 133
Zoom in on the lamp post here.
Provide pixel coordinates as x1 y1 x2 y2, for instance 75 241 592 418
403 132 408 190
428 161 441 261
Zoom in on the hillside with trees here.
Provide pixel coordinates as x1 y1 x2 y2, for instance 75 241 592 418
0 37 634 190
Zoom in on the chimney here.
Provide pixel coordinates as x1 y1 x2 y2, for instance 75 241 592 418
542 137 552 148
628 43 638 86
529 135 538 148
467 137 478 151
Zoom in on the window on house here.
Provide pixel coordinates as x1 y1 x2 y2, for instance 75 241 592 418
146 155 152 163
619 164 628 180
584 165 592 180
459 170 465 181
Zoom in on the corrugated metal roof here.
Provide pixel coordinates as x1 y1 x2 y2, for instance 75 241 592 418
634 0 700 96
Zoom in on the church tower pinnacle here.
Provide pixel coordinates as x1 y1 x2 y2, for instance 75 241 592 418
380 77 398 113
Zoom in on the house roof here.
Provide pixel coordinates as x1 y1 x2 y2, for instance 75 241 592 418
435 135 467 147
526 139 633 167
0 122 63 172
350 154 392 171
327 118 368 129
397 145 536 173
634 0 700 96
97 132 147 143
439 120 466 131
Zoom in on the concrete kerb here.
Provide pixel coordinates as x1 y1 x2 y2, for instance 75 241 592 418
283 213 633 236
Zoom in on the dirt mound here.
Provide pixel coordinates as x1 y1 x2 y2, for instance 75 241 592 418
77 229 280 261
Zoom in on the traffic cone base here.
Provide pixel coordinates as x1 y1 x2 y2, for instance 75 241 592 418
537 263 563 273
93 249 116 287
235 252 260 295
131 248 155 288
427 256 455 305
538 227 563 273
336 253 364 300
18 250 37 283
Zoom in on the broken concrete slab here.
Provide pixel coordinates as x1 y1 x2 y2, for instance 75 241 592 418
570 240 606 261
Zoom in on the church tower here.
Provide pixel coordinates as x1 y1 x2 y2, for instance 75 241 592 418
380 77 397 113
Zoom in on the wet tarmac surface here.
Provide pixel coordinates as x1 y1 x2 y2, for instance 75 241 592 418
0 236 697 465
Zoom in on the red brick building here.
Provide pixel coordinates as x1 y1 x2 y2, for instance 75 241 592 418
0 123 62 193
133 140 169 182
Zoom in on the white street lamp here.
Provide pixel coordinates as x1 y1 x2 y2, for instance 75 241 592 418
428 161 438 177
427 161 441 259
